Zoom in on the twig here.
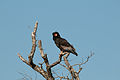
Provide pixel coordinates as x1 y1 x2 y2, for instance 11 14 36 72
80 52 94 65
18 72 32 80
53 71 69 80
59 63 69 70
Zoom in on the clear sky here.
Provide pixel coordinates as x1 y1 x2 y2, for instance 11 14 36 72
0 0 120 80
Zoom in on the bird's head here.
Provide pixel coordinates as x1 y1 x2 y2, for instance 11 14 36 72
52 32 61 38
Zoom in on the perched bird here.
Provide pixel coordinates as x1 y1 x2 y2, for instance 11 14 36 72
52 32 78 56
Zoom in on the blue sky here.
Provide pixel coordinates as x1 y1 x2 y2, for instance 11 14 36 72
0 0 120 80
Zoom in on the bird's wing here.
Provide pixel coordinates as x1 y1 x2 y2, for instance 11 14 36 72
61 45 73 51
59 38 76 51
59 38 71 47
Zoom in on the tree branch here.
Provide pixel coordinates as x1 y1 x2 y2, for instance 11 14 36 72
60 63 69 70
38 40 54 80
38 40 44 57
53 71 69 80
17 53 47 78
17 22 48 79
80 52 94 65
38 40 67 80
49 51 63 68
63 52 79 80
18 21 94 80
28 21 38 61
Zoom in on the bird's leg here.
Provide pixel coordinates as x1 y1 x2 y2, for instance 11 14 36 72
59 51 66 57
64 52 70 58
59 51 70 58
64 52 69 55
60 51 68 56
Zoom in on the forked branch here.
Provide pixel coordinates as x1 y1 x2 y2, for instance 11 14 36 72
18 21 94 80
18 21 66 80
17 22 48 79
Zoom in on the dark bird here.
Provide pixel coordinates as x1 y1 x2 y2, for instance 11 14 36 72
52 32 78 56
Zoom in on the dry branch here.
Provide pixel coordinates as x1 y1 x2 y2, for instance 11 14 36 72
53 71 69 80
80 52 94 65
17 22 48 79
49 51 63 68
38 40 65 68
18 21 94 80
18 21 66 80
38 40 65 80
63 53 79 80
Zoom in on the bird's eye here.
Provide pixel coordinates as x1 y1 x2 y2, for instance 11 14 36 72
54 33 57 36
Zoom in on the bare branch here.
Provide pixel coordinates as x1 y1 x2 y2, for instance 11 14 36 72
27 21 38 65
49 51 63 68
63 53 74 80
53 71 69 80
18 72 32 80
63 52 80 80
17 22 48 79
80 52 94 65
18 21 94 80
71 53 94 75
17 53 48 78
77 67 82 74
38 40 44 57
38 40 54 80
28 21 38 59
18 53 29 65
59 63 69 70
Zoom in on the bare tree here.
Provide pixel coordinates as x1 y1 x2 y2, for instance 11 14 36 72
17 21 94 80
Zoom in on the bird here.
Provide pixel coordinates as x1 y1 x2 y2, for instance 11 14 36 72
52 32 78 56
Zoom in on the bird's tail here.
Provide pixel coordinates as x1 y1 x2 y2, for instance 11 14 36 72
73 51 78 56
